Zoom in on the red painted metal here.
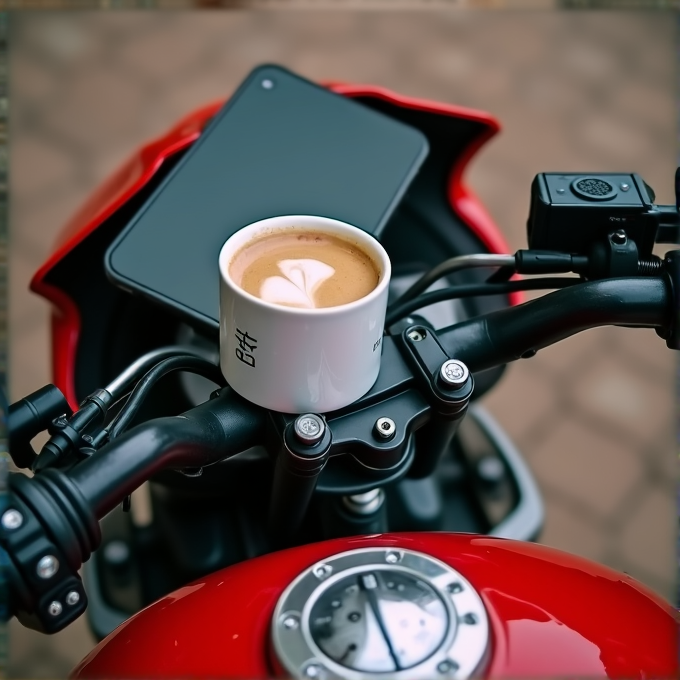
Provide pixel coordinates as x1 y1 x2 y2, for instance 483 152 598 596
29 84 511 410
72 533 678 679
30 100 224 409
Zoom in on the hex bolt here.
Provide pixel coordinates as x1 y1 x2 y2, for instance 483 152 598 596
294 414 325 446
48 601 63 617
36 555 59 579
385 550 402 564
65 591 80 606
281 614 299 630
610 229 627 245
374 417 396 440
312 564 332 580
1 509 23 531
439 359 469 388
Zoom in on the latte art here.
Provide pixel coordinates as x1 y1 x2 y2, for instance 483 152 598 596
230 230 380 309
260 259 336 308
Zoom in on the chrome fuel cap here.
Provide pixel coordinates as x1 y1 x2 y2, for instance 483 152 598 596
271 548 489 680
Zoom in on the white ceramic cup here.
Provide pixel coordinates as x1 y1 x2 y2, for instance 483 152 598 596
218 215 391 414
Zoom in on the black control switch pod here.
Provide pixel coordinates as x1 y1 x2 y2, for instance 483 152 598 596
527 172 663 257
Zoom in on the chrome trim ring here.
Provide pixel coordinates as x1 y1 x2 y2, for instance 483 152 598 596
271 547 490 680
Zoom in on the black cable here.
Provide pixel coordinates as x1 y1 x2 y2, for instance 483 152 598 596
106 355 226 441
485 264 515 284
104 345 209 402
385 277 580 327
388 254 516 309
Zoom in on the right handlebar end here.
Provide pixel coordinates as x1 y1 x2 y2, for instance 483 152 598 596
659 250 680 350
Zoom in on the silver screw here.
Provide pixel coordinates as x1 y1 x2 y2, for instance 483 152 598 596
620 182 630 191
385 550 402 564
437 659 459 674
439 359 469 388
446 582 463 594
374 417 396 440
261 78 274 90
611 229 627 245
281 615 299 630
48 601 63 617
303 663 324 678
1 509 23 531
407 328 427 342
294 414 325 445
313 564 332 580
36 555 59 579
65 591 80 606
556 188 565 194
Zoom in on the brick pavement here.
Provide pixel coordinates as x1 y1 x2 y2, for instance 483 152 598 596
6 10 678 678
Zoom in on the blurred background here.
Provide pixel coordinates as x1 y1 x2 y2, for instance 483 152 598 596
7 9 678 677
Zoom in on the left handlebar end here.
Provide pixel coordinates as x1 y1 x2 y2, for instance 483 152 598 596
2 470 100 634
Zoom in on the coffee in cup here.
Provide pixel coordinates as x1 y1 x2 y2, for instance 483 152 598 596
219 215 391 414
229 230 380 309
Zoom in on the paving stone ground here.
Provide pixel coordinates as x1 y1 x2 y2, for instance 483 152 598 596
6 10 678 678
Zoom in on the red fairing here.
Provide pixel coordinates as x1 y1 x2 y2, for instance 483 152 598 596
29 84 512 411
30 100 224 409
72 533 678 679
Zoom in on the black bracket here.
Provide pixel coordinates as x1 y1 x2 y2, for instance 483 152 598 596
396 326 474 479
8 385 71 470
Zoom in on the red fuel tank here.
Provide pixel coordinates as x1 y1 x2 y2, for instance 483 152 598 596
72 533 678 679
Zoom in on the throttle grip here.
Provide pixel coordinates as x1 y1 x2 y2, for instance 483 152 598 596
439 278 672 373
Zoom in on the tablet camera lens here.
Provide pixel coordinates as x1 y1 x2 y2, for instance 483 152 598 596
261 78 275 90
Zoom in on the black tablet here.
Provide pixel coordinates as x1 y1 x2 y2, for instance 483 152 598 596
105 64 429 331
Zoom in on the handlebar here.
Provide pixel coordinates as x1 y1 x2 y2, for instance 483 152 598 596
69 393 266 519
68 277 673 519
438 277 672 372
4 273 676 632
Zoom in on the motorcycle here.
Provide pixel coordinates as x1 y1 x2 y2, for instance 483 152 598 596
3 76 679 679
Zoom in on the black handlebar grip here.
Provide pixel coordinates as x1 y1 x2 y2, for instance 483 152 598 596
439 278 670 373
68 387 265 519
